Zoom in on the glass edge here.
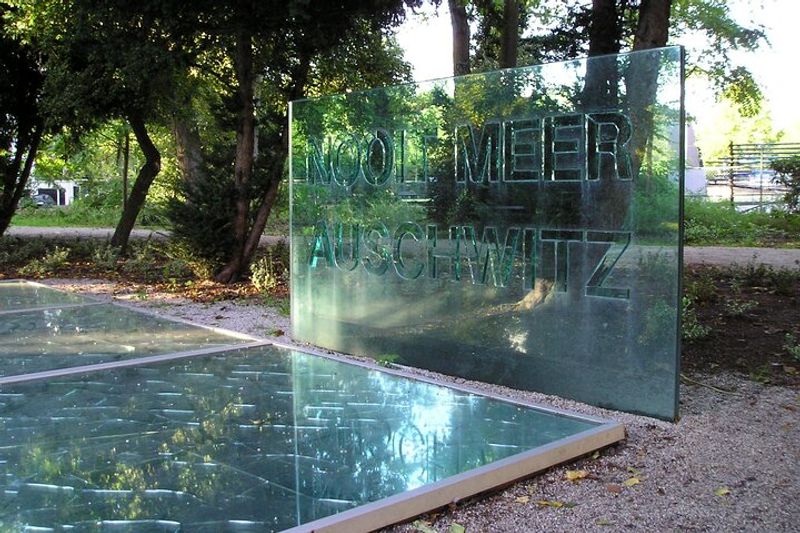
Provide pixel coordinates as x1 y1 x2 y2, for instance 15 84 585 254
288 45 683 105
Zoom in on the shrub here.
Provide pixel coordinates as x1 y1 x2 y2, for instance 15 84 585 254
682 296 711 342
250 242 289 294
770 156 800 213
19 246 70 277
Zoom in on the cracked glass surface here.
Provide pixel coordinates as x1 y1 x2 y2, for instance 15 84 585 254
0 302 250 378
0 282 91 312
0 345 598 531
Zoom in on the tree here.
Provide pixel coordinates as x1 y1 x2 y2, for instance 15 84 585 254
770 156 800 214
164 1 418 283
12 0 188 251
449 0 471 75
0 2 46 237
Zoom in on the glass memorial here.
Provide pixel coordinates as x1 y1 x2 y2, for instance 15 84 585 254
290 47 685 420
0 282 623 531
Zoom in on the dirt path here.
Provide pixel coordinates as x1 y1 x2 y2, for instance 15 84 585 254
684 246 800 269
7 226 800 268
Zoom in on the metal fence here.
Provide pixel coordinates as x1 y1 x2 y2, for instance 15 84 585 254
705 142 800 210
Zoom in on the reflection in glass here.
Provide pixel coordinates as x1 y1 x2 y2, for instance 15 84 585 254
290 47 684 420
0 345 597 530
0 304 249 377
0 282 90 312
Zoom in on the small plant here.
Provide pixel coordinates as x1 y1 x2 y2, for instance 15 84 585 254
682 296 711 342
250 244 289 294
766 268 799 296
121 242 158 281
264 295 290 317
723 298 758 317
770 155 800 213
685 270 717 304
375 353 401 367
722 278 758 317
784 333 800 362
19 246 70 276
92 244 121 271
638 299 676 346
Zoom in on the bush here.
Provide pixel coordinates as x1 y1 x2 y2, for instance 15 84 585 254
770 156 800 213
684 198 799 246
682 296 711 342
166 171 238 276
19 246 70 277
250 241 289 294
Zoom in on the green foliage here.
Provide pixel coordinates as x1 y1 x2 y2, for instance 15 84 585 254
684 198 800 247
375 353 401 367
685 270 717 304
784 333 800 362
770 156 800 214
18 246 69 276
722 297 757 317
263 294 291 317
120 242 159 282
638 299 676 346
681 296 711 342
249 246 288 294
166 171 237 276
671 0 767 116
91 244 120 272
13 204 119 227
0 3 48 235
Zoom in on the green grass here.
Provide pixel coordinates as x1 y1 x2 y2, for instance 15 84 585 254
684 198 800 248
11 205 164 229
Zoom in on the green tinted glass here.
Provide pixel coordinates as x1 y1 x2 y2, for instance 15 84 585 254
0 281 90 312
0 345 601 530
290 47 684 420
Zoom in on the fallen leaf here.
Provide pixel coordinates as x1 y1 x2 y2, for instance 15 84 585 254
606 484 623 494
595 518 614 526
714 487 731 497
623 477 640 487
565 469 589 481
412 520 437 533
449 524 466 533
515 495 530 504
536 500 565 508
784 366 798 375
627 466 641 476
592 450 601 460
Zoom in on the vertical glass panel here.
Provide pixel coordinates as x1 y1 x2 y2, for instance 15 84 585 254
290 47 684 420
0 304 250 377
0 281 91 312
0 345 599 530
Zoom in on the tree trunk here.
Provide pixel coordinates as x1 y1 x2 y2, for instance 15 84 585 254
632 0 671 51
0 123 43 237
499 0 519 69
582 0 622 108
110 113 161 251
449 0 471 76
627 0 672 177
215 25 256 283
173 115 207 188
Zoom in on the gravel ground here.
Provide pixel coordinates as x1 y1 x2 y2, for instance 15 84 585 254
40 278 800 533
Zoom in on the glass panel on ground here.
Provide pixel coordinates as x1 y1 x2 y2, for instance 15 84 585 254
290 47 684 420
0 304 250 378
0 344 606 531
0 281 91 313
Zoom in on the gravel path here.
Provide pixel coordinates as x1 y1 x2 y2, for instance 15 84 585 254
40 278 800 533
